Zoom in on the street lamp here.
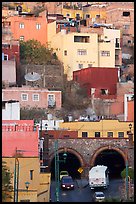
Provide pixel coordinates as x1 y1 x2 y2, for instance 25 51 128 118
54 139 67 202
25 181 30 191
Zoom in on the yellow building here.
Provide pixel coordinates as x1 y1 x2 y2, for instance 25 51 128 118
59 120 134 140
62 8 83 20
83 4 107 23
47 28 115 80
3 157 51 202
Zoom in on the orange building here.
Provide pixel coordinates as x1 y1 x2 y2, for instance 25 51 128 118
7 11 48 45
127 100 134 121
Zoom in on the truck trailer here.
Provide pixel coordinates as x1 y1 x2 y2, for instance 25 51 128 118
89 165 109 189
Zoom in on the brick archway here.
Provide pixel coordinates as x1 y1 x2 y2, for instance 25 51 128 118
90 145 127 167
48 147 85 169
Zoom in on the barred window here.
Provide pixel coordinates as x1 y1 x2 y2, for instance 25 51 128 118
77 49 87 55
20 36 24 41
101 51 110 56
107 132 113 137
32 94 39 101
78 64 83 69
118 132 124 138
21 93 28 101
95 132 100 137
82 132 88 138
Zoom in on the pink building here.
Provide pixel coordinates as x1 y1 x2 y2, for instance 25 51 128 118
2 60 16 86
2 86 62 109
2 120 38 157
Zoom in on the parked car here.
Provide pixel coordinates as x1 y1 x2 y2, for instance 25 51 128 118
61 176 74 190
60 171 69 180
93 192 105 202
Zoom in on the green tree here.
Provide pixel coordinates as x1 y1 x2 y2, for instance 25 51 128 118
2 161 13 202
121 167 134 180
20 39 54 65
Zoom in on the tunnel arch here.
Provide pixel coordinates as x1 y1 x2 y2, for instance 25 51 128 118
48 147 85 170
90 145 127 167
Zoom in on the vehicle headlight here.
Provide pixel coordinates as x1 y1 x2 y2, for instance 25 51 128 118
62 185 65 187
71 184 74 187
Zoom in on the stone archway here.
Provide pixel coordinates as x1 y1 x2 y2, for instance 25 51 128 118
48 147 85 170
90 145 127 167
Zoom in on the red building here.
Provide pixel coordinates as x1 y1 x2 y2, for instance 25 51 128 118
2 120 39 157
73 67 119 99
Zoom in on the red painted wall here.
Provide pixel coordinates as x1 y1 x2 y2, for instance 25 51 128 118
2 120 38 157
42 130 78 139
127 101 134 121
73 67 118 99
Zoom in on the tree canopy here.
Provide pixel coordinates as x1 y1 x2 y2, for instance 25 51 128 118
2 161 13 202
20 39 57 65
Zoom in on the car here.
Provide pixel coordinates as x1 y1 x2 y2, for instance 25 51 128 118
93 192 105 202
61 176 74 190
59 171 69 180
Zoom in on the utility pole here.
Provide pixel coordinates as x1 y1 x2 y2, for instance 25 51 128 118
14 148 19 202
54 140 60 202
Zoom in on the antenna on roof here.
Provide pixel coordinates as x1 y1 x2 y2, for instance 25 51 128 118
24 72 41 86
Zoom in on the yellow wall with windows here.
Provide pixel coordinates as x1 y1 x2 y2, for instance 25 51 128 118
49 31 115 80
59 120 134 139
62 8 83 19
83 10 107 20
2 157 51 202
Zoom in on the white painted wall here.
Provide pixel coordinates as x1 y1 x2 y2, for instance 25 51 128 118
2 101 20 120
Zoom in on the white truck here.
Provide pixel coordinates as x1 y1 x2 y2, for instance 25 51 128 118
89 165 109 189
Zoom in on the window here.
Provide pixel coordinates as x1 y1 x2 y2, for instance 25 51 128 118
96 14 100 18
124 24 130 29
32 94 39 101
76 13 80 20
101 89 108 95
20 36 24 41
74 36 90 43
95 132 100 137
101 51 110 56
36 23 41 30
64 50 67 56
48 94 56 107
118 132 124 138
107 132 113 138
123 11 130 16
86 14 90 18
115 38 120 48
4 54 8 61
64 135 70 138
19 23 24 29
30 170 34 180
88 64 92 67
82 132 88 138
77 49 87 55
21 93 28 101
78 64 83 69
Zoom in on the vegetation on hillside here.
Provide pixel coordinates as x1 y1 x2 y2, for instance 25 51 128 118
2 161 13 202
20 39 58 65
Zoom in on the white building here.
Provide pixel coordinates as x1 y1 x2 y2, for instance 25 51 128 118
2 100 20 120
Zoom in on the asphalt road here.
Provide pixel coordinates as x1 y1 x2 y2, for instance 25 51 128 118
50 178 124 202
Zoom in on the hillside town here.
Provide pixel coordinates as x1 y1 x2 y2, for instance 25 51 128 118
2 2 134 202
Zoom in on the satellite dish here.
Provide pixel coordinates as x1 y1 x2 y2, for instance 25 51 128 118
24 72 41 82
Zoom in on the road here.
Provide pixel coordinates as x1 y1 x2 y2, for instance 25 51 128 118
50 178 124 202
